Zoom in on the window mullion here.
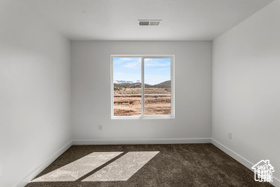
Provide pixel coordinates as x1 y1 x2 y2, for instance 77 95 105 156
141 57 145 117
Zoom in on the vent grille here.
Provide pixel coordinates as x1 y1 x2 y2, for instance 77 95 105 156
138 19 161 26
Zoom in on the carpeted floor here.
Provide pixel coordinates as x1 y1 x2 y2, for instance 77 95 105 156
26 144 273 187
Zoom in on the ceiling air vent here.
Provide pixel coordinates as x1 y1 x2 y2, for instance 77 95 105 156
138 19 161 26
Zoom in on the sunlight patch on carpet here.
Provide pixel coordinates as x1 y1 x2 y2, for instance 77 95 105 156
32 152 123 182
82 151 159 182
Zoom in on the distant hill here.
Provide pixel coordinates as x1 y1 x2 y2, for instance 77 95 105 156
149 80 171 88
114 80 171 89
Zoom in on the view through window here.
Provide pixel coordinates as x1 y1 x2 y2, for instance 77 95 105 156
144 58 171 115
112 56 174 118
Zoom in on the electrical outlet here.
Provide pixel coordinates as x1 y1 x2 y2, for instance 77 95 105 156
228 133 232 140
98 125 102 130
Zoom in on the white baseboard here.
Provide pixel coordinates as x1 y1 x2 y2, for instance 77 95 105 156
72 138 211 145
211 138 280 187
14 140 72 187
211 138 254 168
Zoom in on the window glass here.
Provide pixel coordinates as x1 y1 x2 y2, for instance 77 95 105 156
144 58 171 115
113 57 142 116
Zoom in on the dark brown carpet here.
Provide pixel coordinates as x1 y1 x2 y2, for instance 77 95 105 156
26 144 273 187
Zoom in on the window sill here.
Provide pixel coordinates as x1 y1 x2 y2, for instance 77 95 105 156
111 115 175 120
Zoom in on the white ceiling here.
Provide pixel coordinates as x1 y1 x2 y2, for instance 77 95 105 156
24 0 273 41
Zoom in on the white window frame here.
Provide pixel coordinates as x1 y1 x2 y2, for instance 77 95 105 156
111 55 175 119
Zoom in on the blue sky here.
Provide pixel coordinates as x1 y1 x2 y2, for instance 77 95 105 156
113 57 171 85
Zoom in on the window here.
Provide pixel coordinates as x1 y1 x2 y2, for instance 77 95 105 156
111 55 175 119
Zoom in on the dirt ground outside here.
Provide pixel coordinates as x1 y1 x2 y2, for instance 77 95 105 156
114 88 171 116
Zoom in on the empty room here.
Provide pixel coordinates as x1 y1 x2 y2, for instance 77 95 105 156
0 0 279 186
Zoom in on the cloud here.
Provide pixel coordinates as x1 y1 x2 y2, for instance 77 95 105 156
123 62 140 68
123 58 141 68
123 61 141 68
113 58 140 64
121 58 137 61
113 57 141 68
144 59 170 67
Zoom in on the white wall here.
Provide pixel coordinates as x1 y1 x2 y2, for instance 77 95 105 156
0 1 71 186
213 0 280 184
71 41 212 143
